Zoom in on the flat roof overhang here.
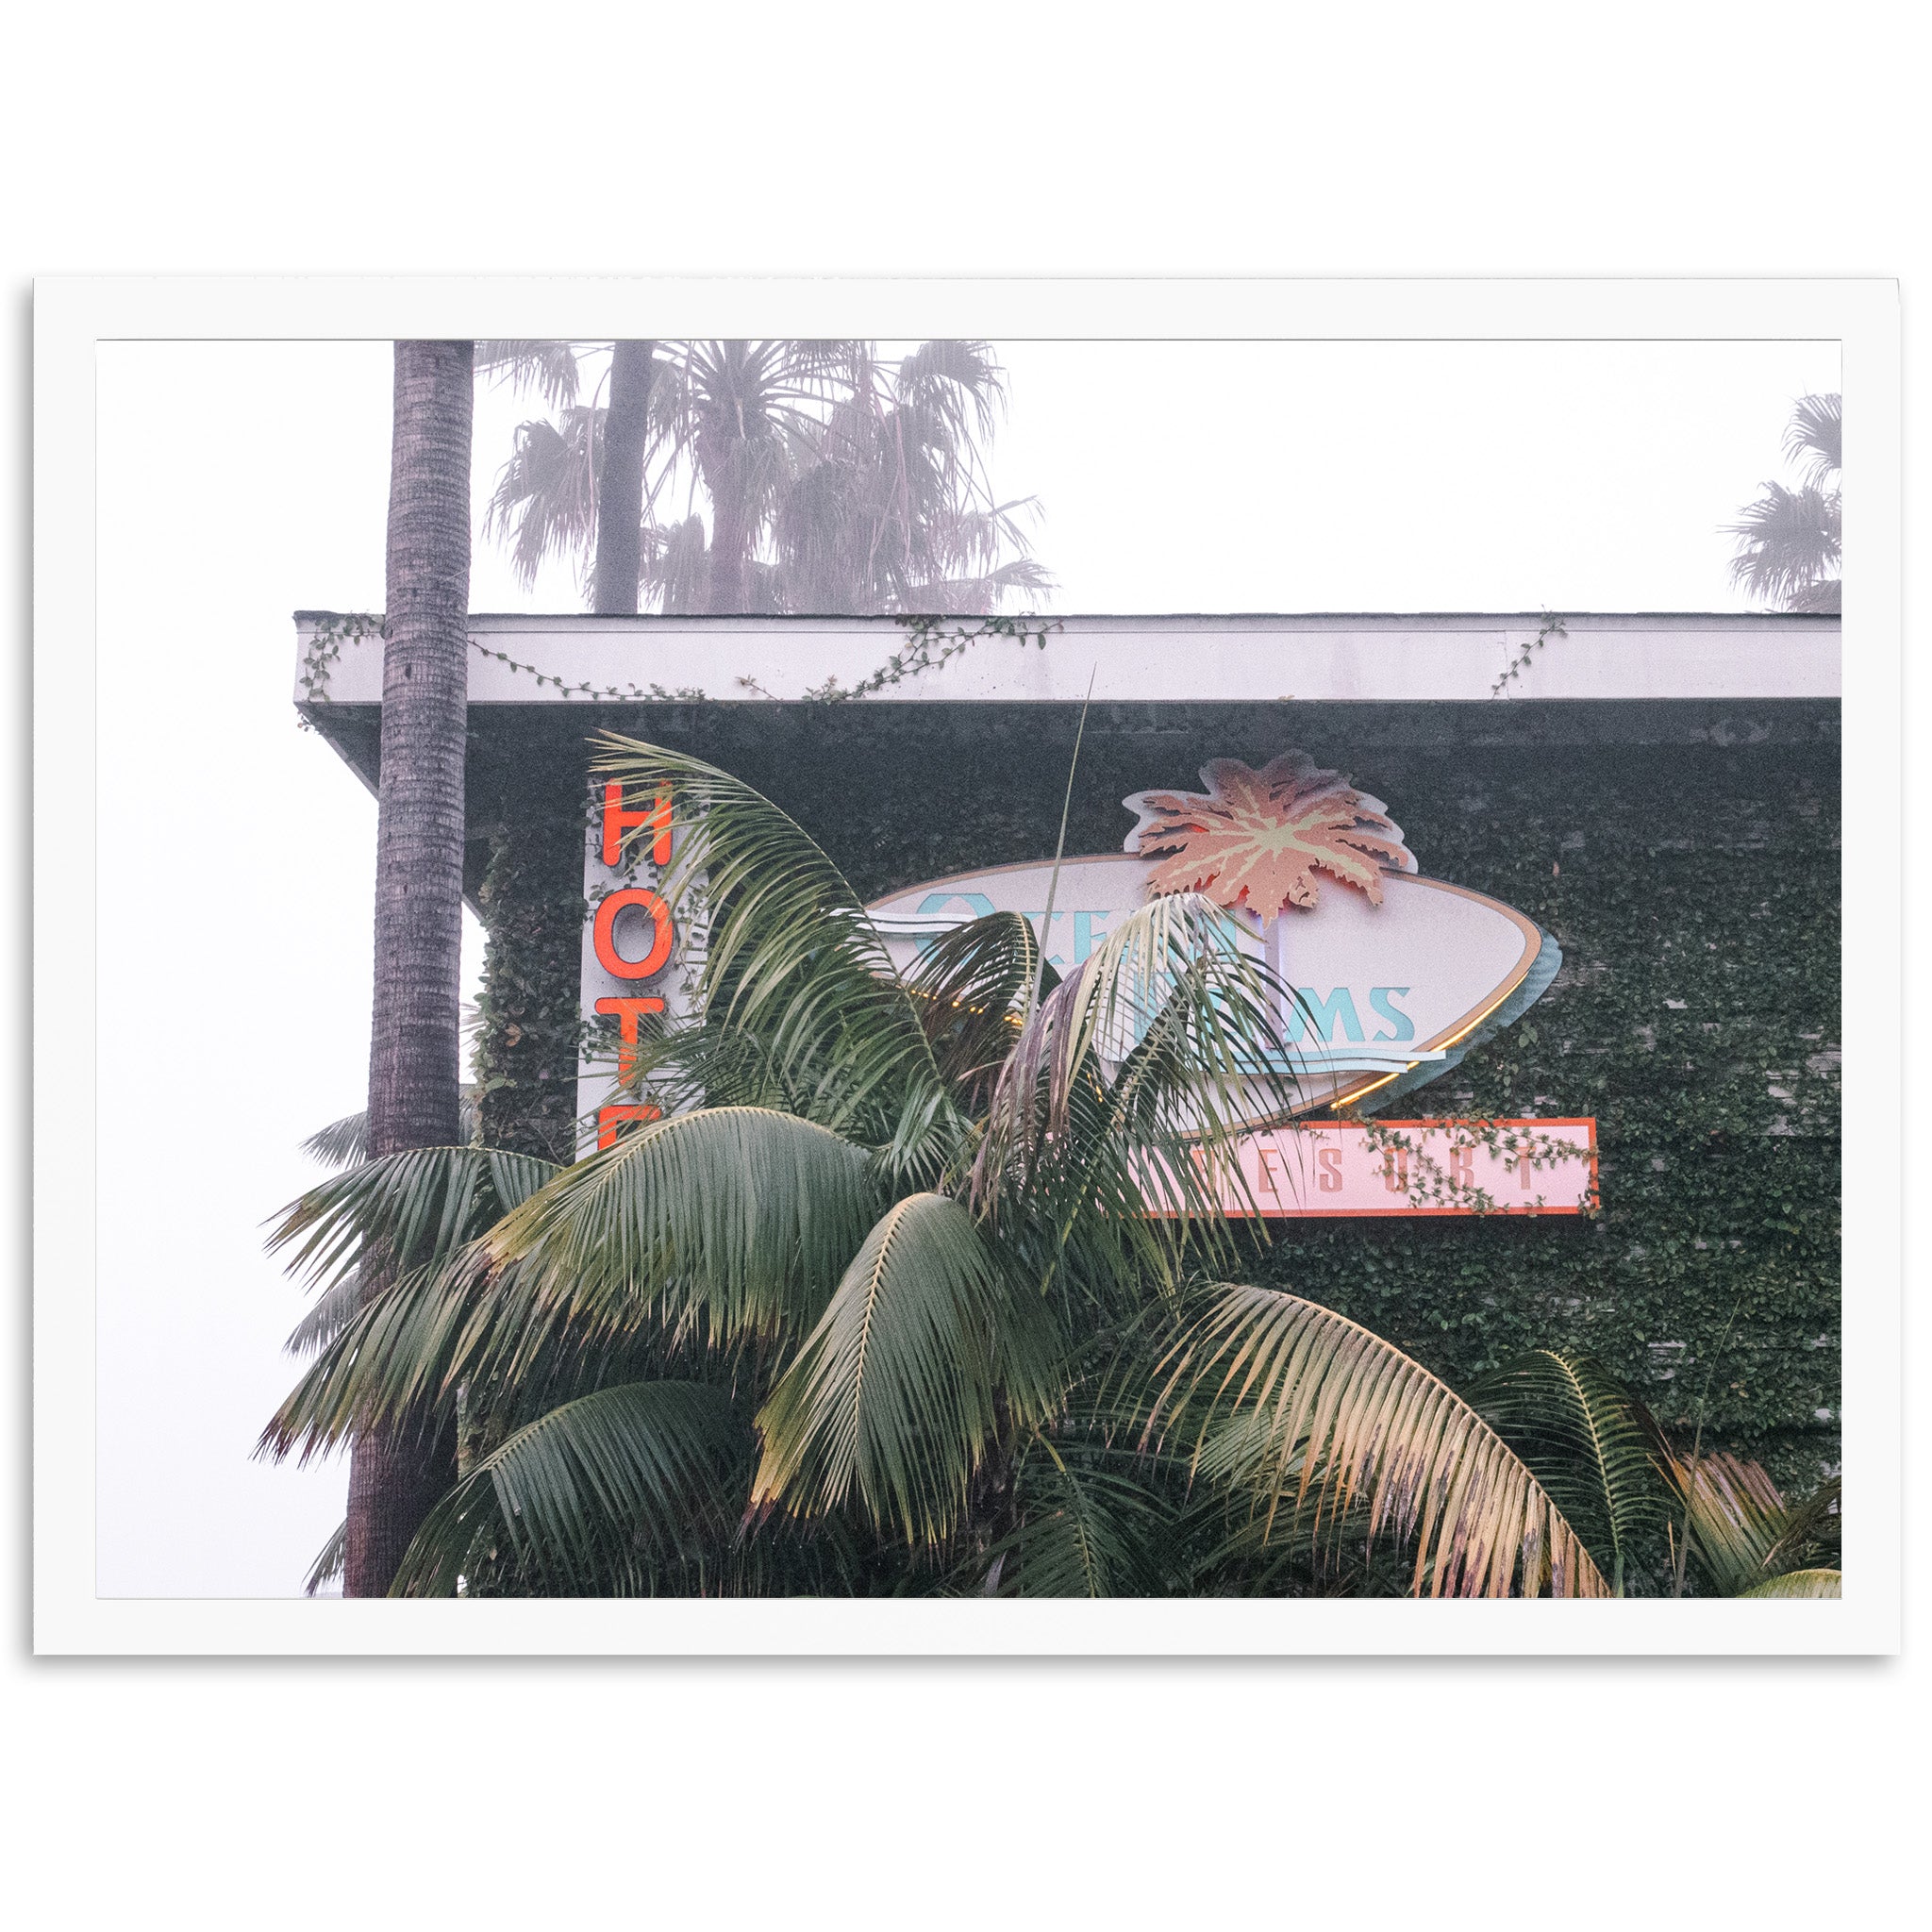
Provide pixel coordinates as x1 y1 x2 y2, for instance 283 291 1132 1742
291 611 1841 906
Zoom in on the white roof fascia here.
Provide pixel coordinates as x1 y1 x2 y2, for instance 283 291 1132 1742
294 611 1840 708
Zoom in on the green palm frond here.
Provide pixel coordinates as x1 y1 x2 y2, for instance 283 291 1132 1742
903 911 1051 1108
751 1193 1062 1545
1150 1284 1610 1598
608 1023 807 1119
992 891 1301 1156
1736 1567 1841 1600
301 1112 369 1169
483 1105 882 1341
304 1519 347 1597
973 893 1302 1260
1473 1350 1668 1593
1762 1474 1841 1574
591 735 957 1160
982 1439 1172 1596
391 1381 748 1597
284 1273 364 1358
1664 1451 1785 1594
261 1246 495 1461
268 1231 693 1465
1664 1452 1827 1596
267 1144 560 1293
300 1089 479 1172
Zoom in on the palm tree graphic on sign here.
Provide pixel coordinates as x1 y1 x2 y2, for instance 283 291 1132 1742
1120 753 1420 1066
1123 752 1418 919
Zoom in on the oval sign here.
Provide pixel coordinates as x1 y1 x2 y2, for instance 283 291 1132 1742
869 854 1554 1113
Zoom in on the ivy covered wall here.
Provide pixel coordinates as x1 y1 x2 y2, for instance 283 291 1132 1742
469 697 1841 1492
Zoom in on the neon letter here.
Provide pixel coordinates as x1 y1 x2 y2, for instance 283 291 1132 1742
594 994 667 1077
602 782 671 869
596 1103 661 1150
593 888 675 980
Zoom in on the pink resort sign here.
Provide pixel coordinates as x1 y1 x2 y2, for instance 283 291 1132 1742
1202 1118 1599 1218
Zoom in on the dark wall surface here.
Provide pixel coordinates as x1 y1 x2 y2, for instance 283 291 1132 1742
447 695 1840 1492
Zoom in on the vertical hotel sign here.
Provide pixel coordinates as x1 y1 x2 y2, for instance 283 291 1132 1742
577 778 705 1153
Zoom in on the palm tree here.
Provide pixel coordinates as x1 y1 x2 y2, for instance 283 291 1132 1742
593 341 656 615
1474 1350 1841 1597
771 341 1052 613
476 339 656 608
342 340 475 1597
265 737 1606 1599
479 341 1049 616
1725 391 1841 614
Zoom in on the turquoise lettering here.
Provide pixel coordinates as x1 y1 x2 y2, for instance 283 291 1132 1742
912 891 996 958
1369 986 1415 1042
917 891 996 920
1294 987 1365 1044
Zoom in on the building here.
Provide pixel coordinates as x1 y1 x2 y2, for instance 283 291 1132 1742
295 609 1841 1489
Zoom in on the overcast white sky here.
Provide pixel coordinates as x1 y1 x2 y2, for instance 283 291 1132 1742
94 335 1840 1596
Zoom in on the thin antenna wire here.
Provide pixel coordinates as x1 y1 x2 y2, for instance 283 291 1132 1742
1022 665 1098 1027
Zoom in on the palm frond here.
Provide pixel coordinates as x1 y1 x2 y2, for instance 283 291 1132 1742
475 340 585 410
1784 575 1841 614
751 1193 1061 1544
1664 1451 1786 1594
484 410 602 590
302 1112 368 1169
1149 1283 1610 1598
300 1091 480 1172
284 1272 364 1357
972 893 1303 1265
1784 391 1840 486
391 1381 747 1596
1724 480 1840 608
903 911 1052 1108
1664 1451 1803 1596
1472 1350 1668 1592
483 1105 882 1341
304 1519 347 1596
982 1439 1171 1596
266 1144 560 1293
261 1247 494 1461
1736 1567 1841 1600
1762 1474 1841 1574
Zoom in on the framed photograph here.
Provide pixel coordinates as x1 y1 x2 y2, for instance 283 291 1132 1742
33 276 1898 1654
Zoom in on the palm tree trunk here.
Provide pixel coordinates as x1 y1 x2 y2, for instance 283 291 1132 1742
707 491 749 613
592 341 654 614
343 339 474 1598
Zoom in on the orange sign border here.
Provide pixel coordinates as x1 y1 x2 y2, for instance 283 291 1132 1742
1212 1116 1600 1219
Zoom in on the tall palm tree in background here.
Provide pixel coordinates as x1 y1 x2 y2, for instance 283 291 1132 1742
342 341 475 1596
592 341 655 615
265 738 1609 1600
1725 391 1841 614
478 340 1050 615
